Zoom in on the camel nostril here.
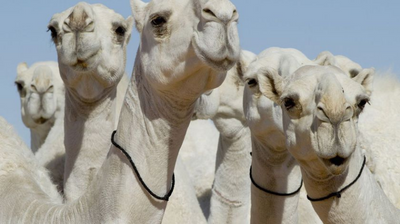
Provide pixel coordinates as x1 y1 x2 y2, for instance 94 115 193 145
31 84 37 92
330 156 345 166
203 8 216 18
317 105 330 122
46 85 54 93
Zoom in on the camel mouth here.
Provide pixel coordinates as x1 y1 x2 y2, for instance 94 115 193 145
192 39 237 71
321 155 349 175
329 156 346 166
203 56 236 72
71 51 100 71
34 117 49 125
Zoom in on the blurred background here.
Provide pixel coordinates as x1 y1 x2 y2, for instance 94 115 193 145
1 0 399 145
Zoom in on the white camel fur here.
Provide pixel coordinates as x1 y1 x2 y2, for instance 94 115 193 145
191 50 256 223
315 52 400 208
190 48 331 223
0 0 239 222
50 3 210 222
15 61 64 153
357 73 400 209
48 2 133 202
256 64 400 223
242 47 334 224
15 61 66 191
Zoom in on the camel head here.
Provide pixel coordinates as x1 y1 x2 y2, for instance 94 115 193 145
47 3 134 102
15 62 64 130
242 48 315 150
256 65 374 178
315 51 364 79
130 0 240 94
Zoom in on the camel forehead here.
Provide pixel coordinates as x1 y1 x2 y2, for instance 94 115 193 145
16 62 53 82
283 66 344 97
32 66 53 85
284 66 366 105
15 70 32 83
245 48 308 80
33 65 52 77
50 3 125 26
149 0 202 6
147 0 195 17
92 4 125 21
335 72 367 99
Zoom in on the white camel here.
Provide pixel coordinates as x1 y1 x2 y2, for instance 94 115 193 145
49 2 210 223
315 52 400 208
178 119 220 218
357 73 400 208
255 64 400 223
0 0 239 223
0 117 63 205
187 48 330 223
242 47 332 224
53 4 216 223
189 50 256 223
15 62 64 153
15 61 65 191
48 2 133 202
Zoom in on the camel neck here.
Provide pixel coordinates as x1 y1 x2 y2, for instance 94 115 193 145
208 127 252 224
115 63 193 192
302 149 400 223
30 124 52 153
63 87 117 201
80 62 196 222
250 135 302 224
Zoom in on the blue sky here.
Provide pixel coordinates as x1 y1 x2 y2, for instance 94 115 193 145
1 0 399 145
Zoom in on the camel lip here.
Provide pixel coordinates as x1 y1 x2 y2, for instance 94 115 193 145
321 155 349 169
329 156 346 166
320 156 349 176
70 51 100 71
34 117 49 125
195 46 237 71
192 31 239 72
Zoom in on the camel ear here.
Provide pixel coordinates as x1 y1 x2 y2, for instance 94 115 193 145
17 62 28 74
125 16 134 44
353 68 374 96
237 50 257 81
130 0 148 33
314 51 336 66
258 68 283 104
279 54 301 78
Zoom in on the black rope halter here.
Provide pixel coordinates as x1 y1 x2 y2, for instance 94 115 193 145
111 130 175 201
250 166 303 196
307 156 366 202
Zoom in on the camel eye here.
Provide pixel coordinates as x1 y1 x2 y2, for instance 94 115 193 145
115 26 126 36
15 82 23 92
283 97 296 110
358 98 369 110
247 78 258 87
47 26 57 39
349 69 359 78
151 16 166 27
